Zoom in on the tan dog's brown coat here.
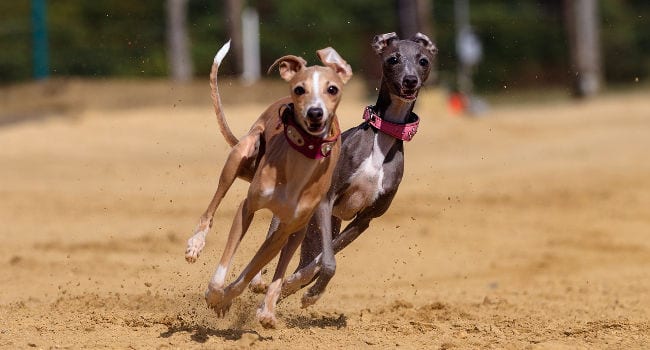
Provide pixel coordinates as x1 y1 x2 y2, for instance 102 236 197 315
184 41 352 328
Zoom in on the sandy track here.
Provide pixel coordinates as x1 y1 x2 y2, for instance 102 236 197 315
1 83 649 349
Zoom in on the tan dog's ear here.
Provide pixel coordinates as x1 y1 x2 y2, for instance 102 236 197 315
410 33 438 55
268 55 307 81
316 47 353 84
372 32 399 55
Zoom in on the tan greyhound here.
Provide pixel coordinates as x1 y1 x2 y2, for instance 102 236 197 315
184 41 352 327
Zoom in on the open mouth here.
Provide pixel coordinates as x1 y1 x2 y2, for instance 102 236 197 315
306 122 326 133
400 90 418 100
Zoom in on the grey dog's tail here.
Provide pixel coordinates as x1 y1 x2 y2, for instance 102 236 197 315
210 40 239 147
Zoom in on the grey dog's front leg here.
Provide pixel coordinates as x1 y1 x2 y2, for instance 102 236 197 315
302 211 374 303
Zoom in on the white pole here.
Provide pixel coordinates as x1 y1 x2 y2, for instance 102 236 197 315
454 0 471 95
242 7 260 84
565 0 601 97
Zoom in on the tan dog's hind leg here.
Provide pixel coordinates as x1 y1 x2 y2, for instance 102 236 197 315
257 228 306 328
185 128 262 263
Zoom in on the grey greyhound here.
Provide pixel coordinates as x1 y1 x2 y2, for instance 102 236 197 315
253 32 437 317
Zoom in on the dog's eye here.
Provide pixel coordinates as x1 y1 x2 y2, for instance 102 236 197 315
294 86 305 95
327 86 339 95
419 58 429 67
387 56 399 65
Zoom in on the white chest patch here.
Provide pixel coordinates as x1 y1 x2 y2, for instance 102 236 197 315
260 187 275 199
353 157 384 201
348 133 390 202
333 119 400 220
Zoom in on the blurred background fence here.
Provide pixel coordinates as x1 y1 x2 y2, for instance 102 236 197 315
0 0 648 96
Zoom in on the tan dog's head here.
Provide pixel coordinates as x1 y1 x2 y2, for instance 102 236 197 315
269 48 352 136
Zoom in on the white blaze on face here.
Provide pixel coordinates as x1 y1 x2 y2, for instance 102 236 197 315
308 71 328 120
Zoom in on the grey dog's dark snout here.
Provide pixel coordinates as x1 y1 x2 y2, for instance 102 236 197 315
402 75 418 89
307 107 324 121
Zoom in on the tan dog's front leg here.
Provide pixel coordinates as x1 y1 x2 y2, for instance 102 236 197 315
257 228 306 328
205 197 255 316
185 130 261 263
206 221 295 317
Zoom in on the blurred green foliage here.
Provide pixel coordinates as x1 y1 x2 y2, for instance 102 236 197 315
0 0 648 90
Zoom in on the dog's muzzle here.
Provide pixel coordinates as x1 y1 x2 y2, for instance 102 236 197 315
306 107 325 133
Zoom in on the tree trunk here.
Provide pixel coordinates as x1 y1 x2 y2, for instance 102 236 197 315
166 0 193 82
416 0 434 40
397 0 419 38
419 0 436 84
564 0 602 97
225 0 243 75
397 0 433 38
397 0 436 84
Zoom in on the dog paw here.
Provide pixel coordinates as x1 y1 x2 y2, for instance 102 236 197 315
185 235 205 263
205 286 232 317
248 279 268 294
281 263 320 299
280 274 303 299
256 308 278 329
300 291 322 309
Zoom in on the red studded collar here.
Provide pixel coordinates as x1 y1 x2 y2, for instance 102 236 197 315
279 104 340 160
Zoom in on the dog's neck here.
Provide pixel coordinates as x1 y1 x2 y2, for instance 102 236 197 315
374 79 416 124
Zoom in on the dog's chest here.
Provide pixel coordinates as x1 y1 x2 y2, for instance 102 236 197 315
333 133 393 220
256 158 323 221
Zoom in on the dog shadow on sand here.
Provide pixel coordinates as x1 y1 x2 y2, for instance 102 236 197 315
158 294 347 343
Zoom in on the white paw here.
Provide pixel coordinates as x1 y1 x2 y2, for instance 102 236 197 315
256 307 278 329
185 234 206 263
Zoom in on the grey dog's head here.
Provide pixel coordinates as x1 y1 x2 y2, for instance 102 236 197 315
372 32 437 102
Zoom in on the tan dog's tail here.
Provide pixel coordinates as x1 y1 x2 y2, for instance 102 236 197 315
210 40 239 147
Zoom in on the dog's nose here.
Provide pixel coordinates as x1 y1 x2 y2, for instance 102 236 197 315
403 75 418 89
307 107 324 121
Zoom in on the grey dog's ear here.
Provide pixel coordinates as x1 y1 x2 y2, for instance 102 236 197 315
316 47 353 84
372 32 399 55
268 55 307 82
410 33 438 55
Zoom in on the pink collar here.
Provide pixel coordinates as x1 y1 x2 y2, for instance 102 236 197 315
363 106 420 142
280 104 340 160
